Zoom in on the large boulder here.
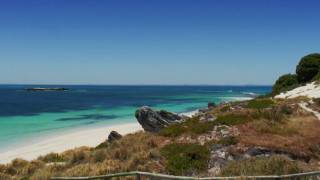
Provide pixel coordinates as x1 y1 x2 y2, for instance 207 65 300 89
135 106 182 132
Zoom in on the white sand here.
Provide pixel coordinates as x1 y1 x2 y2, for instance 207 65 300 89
0 109 200 164
0 123 143 164
275 82 320 99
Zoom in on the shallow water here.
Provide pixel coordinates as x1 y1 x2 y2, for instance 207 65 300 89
0 85 271 150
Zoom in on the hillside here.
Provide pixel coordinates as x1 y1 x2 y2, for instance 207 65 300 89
1 97 320 179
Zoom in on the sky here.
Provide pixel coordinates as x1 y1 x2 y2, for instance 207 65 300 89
0 0 319 85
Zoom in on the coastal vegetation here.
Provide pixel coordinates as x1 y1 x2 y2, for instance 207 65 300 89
1 96 320 179
272 53 320 95
161 143 210 175
247 98 275 109
271 74 299 95
296 53 320 83
1 53 320 179
159 117 216 137
219 155 302 176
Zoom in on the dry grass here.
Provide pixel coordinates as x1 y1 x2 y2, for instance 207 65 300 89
219 155 303 176
238 115 320 160
38 152 67 163
1 132 169 179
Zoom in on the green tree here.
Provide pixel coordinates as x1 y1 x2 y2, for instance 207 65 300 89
272 74 298 95
296 53 320 83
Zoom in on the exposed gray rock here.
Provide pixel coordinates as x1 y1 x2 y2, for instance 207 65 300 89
108 131 122 143
208 145 234 176
244 147 273 157
135 106 182 132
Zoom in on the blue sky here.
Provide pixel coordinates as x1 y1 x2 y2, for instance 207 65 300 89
0 0 319 85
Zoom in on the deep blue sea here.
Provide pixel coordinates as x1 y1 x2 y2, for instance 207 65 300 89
0 85 271 151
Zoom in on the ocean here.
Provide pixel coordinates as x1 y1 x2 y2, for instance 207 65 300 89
0 85 271 152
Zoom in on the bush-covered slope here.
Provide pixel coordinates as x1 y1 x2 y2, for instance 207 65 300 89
272 53 320 96
1 98 320 179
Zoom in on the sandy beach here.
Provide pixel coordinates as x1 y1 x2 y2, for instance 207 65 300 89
0 122 143 164
0 110 200 164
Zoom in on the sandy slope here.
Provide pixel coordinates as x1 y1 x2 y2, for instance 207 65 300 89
275 82 320 99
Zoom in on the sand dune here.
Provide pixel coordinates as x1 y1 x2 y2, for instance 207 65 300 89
275 82 320 99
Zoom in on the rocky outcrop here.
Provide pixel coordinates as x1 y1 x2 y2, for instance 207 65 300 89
135 106 182 132
108 131 122 143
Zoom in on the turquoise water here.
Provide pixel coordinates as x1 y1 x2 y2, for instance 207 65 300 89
0 85 271 151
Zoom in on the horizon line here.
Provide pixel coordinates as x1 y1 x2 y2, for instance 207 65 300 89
0 83 273 86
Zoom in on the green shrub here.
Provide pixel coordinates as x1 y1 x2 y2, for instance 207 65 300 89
159 123 186 137
313 72 320 82
271 74 299 95
247 99 275 109
220 155 302 176
161 143 210 175
214 114 249 126
185 118 215 135
160 117 215 137
296 53 320 83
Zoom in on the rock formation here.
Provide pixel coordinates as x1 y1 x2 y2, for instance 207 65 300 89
107 131 122 143
135 106 182 132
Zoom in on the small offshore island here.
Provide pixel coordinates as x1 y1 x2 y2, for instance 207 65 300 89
26 88 69 92
1 53 320 179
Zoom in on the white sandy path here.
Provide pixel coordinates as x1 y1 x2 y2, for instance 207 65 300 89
299 102 320 120
0 123 143 164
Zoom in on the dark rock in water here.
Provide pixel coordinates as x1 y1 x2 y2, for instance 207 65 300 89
26 88 68 92
208 102 217 109
135 106 182 132
108 131 122 143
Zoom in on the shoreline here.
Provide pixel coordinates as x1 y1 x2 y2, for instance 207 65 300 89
0 110 200 164
0 122 143 164
0 97 253 165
